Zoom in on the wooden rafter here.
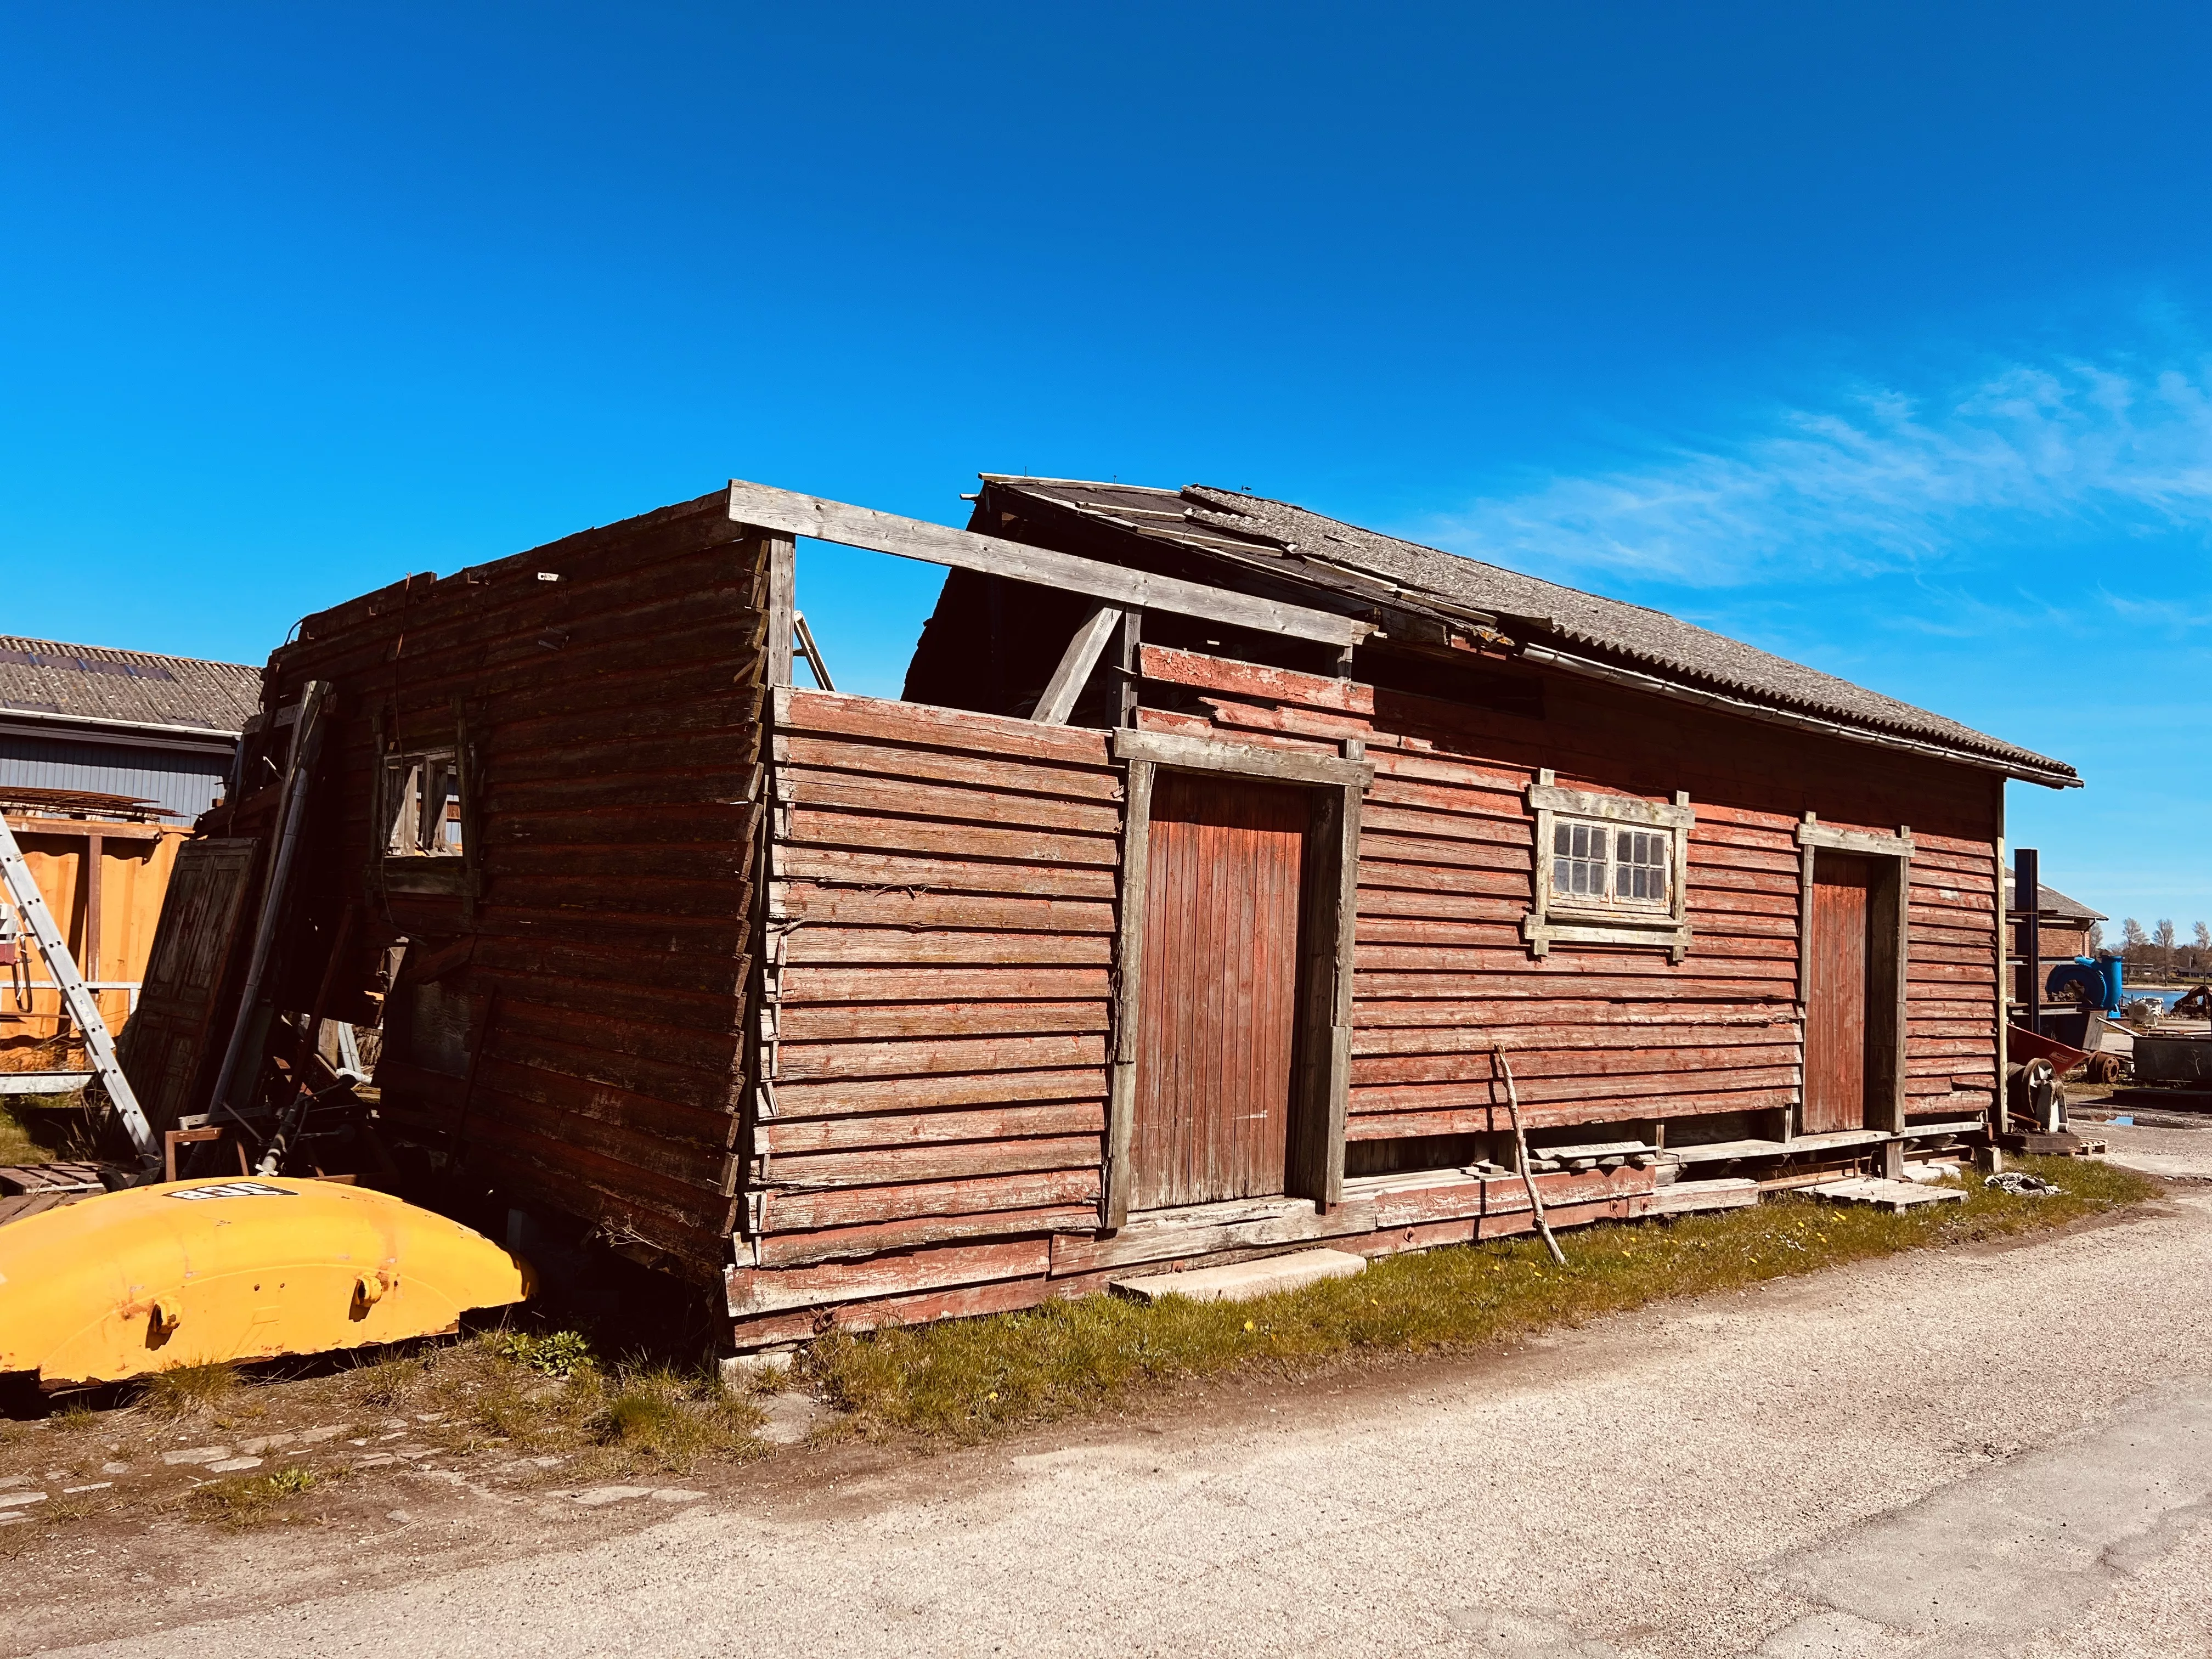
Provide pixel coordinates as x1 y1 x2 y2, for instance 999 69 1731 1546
725 478 1370 649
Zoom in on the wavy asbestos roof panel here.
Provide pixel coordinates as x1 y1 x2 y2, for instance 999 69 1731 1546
0 635 261 733
985 477 2076 784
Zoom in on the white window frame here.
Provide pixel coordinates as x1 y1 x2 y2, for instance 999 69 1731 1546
1522 771 1695 962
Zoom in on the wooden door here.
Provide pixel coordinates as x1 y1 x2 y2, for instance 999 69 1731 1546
1804 853 1876 1135
1130 772 1307 1210
115 838 260 1134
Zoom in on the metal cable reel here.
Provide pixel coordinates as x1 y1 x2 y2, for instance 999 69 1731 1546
2005 1057 2061 1133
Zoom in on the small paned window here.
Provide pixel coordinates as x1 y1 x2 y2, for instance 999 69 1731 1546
384 750 464 857
1525 774 1695 961
1614 827 1671 905
1549 819 1671 910
1552 821 1608 900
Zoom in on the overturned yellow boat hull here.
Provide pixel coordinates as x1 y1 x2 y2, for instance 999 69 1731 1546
0 1177 532 1385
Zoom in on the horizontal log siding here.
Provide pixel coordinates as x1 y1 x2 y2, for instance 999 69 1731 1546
262 490 767 1275
747 690 1119 1290
1903 838 2001 1104
729 644 2001 1346
1138 642 2000 1138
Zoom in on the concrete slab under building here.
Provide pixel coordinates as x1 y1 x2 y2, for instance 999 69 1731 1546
1111 1248 1367 1305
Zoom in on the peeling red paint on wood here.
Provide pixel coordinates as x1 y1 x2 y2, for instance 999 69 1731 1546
1128 771 1307 1210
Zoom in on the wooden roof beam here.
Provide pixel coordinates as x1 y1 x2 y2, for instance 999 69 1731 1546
725 479 1372 650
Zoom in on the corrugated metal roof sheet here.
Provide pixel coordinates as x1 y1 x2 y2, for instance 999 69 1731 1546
984 478 2076 785
0 635 260 734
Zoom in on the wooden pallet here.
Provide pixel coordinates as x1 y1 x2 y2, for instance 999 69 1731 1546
1997 1131 2100 1158
1805 1176 1966 1213
0 1162 106 1226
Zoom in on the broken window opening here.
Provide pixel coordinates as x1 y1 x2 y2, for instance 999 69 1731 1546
383 750 464 857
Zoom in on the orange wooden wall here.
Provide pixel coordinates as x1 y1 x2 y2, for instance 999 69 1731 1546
0 817 188 1070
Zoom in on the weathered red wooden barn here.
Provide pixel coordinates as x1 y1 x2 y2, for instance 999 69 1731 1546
157 476 2076 1352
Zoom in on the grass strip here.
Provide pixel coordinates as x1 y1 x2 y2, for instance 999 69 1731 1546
804 1156 2160 1443
0 1091 92 1165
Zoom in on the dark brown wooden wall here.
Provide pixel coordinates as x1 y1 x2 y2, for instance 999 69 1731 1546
258 490 769 1277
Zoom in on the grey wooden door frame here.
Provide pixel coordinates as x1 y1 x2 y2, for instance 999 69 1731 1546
1101 729 1373 1229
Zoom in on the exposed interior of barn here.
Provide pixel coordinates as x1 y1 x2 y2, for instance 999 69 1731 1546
101 477 2081 1354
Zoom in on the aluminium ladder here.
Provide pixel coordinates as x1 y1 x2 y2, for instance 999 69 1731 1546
0 811 156 1161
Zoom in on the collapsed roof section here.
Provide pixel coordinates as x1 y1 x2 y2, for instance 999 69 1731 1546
958 478 2078 791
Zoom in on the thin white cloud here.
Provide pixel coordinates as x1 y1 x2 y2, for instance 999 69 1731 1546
2097 589 2212 631
1418 356 2212 586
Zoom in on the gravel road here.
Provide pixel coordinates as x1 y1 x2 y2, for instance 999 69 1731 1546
44 1128 2212 1658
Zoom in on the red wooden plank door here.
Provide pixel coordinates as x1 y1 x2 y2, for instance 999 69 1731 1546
1804 853 1875 1134
1130 771 1307 1210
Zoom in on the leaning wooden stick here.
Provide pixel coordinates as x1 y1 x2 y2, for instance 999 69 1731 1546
1494 1042 1566 1266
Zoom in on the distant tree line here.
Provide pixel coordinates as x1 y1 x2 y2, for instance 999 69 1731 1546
2104 918 2212 979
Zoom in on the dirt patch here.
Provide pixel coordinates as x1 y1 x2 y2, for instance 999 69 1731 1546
0 1328 770 1590
0 1397 896 1659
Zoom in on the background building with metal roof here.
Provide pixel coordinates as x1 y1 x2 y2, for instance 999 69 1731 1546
0 637 261 823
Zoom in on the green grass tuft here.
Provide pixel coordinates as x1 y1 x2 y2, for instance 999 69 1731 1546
591 1367 763 1470
188 1464 321 1525
0 1090 94 1165
0 1100 45 1166
139 1362 241 1419
805 1156 2159 1443
491 1329 596 1379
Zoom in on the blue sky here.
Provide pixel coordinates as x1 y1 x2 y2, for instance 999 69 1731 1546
4 3 2209 929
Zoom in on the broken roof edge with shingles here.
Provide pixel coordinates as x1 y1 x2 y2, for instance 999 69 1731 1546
980 476 2079 789
2004 879 2109 925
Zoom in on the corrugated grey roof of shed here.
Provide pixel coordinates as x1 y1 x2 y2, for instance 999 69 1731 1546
0 635 261 733
989 477 2076 783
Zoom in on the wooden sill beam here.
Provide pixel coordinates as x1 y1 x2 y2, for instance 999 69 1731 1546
725 478 1370 649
